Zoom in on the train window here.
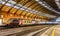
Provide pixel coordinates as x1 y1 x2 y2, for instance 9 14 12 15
27 20 28 23
30 21 32 23
24 20 26 23
30 21 31 23
26 21 27 23
26 20 27 22
29 21 30 23
24 20 25 23
28 20 29 23
29 20 30 22
27 21 28 23
28 21 29 23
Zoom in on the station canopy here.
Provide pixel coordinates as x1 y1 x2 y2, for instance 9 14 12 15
0 0 60 20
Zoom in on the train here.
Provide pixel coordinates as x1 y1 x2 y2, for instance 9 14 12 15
4 18 40 27
0 18 39 27
0 18 58 27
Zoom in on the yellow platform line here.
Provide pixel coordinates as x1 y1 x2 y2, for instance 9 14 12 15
52 27 56 36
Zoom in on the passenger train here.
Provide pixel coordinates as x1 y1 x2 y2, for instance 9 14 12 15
3 18 40 27
0 18 58 27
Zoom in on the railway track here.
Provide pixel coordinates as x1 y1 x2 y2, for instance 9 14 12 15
6 25 54 36
18 26 50 36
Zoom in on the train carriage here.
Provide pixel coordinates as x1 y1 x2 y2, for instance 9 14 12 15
1 18 48 27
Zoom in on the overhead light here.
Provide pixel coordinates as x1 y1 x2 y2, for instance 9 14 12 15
0 0 7 4
8 0 16 4
0 1 5 4
5 3 14 7
39 2 43 4
0 0 8 2
27 8 31 11
27 8 31 10
16 4 23 7
20 8 25 10
35 0 39 1
35 11 38 13
42 4 45 6
35 11 38 12
14 6 20 9
2 2 5 4
25 10 29 12
55 0 59 1
23 6 27 9
44 6 48 7
33 10 36 11
17 4 23 7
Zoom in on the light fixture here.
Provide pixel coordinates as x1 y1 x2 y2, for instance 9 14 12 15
35 0 39 1
17 4 23 7
20 8 25 10
27 8 31 10
0 1 5 4
32 10 36 12
25 10 29 12
39 2 43 4
14 6 20 9
23 6 27 9
5 3 14 7
8 0 16 5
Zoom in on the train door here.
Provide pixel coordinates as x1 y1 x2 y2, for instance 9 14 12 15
19 20 23 26
0 19 3 26
32 20 36 24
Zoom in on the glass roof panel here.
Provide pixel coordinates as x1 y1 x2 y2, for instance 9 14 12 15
5 3 14 7
0 0 8 4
